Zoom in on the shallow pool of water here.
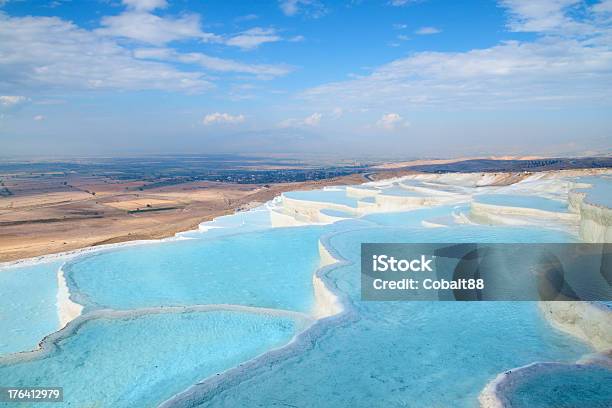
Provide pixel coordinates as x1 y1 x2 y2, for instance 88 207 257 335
0 310 300 408
362 205 468 227
378 186 421 197
504 365 612 408
320 208 354 218
193 225 590 408
1 175 609 408
0 262 61 355
475 194 568 212
65 227 325 312
284 189 359 208
575 176 612 208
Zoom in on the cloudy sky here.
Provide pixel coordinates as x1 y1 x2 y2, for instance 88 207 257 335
1 0 611 158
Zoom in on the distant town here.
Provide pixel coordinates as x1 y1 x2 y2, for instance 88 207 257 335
1 155 611 198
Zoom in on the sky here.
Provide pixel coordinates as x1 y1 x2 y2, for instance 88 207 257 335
0 0 611 158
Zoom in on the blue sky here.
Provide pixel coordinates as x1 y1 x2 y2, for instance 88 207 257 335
0 0 611 158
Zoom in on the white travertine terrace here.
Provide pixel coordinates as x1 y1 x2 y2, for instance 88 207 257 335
568 182 612 243
372 192 460 211
269 207 311 227
476 170 612 408
345 185 380 199
276 195 356 224
273 171 612 239
469 201 579 226
479 361 611 408
539 302 612 352
10 168 608 408
277 183 465 224
421 220 446 228
317 210 352 224
56 265 83 329
311 241 343 319
318 240 339 267
269 170 612 408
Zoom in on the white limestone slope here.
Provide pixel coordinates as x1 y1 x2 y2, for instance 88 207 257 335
56 265 83 329
539 302 612 352
311 241 343 319
475 169 612 408
569 186 612 243
271 169 609 408
468 201 579 231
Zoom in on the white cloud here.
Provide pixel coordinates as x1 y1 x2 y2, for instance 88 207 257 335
99 2 300 50
499 0 583 33
279 0 299 15
415 26 441 35
35 99 65 105
0 0 297 97
389 0 414 6
279 112 322 127
0 95 27 106
134 48 291 77
122 0 167 11
0 14 212 93
0 9 294 95
97 10 219 45
302 13 612 111
279 0 327 18
100 2 295 50
235 14 259 23
131 47 174 60
303 112 322 126
393 23 408 29
33 115 45 121
376 113 409 130
225 27 282 50
593 0 612 13
202 112 245 125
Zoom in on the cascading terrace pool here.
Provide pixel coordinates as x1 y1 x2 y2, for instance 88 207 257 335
0 172 610 408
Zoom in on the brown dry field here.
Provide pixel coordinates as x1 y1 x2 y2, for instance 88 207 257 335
0 172 380 262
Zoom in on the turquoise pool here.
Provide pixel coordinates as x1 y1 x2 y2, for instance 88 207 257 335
378 186 421 197
64 226 325 312
284 189 359 208
0 262 61 355
362 205 468 227
575 176 612 208
190 225 592 408
1 174 610 408
475 194 568 212
320 208 354 218
0 310 300 408
503 364 612 408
